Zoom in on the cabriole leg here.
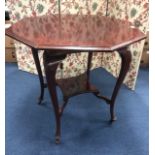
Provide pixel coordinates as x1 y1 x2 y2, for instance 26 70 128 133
31 48 45 104
43 51 66 144
110 48 132 121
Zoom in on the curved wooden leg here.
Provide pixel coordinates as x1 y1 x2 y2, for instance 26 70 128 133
43 51 67 144
44 60 61 143
110 48 132 122
31 48 45 104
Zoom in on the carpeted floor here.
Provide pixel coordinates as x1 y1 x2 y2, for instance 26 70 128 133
5 63 148 155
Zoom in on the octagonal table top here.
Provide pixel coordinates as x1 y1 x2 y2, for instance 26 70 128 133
5 14 146 51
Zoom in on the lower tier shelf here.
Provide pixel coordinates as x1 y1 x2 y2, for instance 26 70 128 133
56 73 99 99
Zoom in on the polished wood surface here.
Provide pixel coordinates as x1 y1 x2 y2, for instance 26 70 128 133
5 14 146 143
6 14 145 51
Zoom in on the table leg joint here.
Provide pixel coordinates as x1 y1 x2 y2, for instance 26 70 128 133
93 92 111 104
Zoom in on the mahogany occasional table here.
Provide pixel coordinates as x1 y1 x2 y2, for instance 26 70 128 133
5 14 146 144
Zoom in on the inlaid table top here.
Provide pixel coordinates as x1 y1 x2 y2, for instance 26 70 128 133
5 14 146 51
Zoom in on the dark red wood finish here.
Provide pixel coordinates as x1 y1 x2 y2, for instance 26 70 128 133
5 14 146 144
6 15 145 51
